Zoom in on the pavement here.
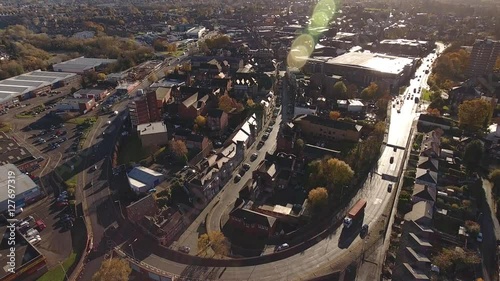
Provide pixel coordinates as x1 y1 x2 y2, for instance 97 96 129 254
481 179 500 281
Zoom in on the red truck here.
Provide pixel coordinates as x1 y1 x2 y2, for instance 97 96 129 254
343 199 367 228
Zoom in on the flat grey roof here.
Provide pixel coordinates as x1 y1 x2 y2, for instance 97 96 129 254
326 52 414 75
0 70 77 103
53 57 116 71
137 122 168 136
0 164 39 203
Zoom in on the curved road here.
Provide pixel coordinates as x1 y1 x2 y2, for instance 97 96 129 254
115 46 445 280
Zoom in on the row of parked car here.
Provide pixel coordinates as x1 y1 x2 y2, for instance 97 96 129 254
15 215 46 245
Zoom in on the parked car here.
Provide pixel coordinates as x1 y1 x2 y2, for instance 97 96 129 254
387 184 393 192
360 224 369 237
250 153 258 161
179 246 191 253
390 157 394 164
234 174 242 183
28 235 42 245
35 220 46 231
242 163 251 171
56 201 69 208
477 232 483 242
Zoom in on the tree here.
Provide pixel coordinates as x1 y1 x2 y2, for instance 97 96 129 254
489 169 500 190
308 187 328 210
458 99 492 130
463 140 484 173
92 258 131 281
464 220 480 236
329 111 341 120
432 248 480 277
308 158 354 192
194 115 206 127
427 107 441 117
246 98 255 107
218 94 242 113
360 82 379 100
170 140 188 159
197 231 229 257
148 73 158 83
97 73 107 81
332 81 347 99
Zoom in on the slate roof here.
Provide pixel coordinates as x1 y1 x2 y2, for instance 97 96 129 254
415 168 438 185
417 156 438 172
412 184 437 202
294 114 362 132
230 207 276 228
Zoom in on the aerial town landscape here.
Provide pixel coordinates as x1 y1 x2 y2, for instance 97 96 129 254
0 0 499 280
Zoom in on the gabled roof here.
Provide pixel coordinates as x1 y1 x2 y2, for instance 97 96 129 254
404 201 434 224
230 207 276 228
412 184 436 202
418 114 453 127
417 156 438 172
415 168 438 185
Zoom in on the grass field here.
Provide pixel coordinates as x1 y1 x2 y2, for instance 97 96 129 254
421 89 432 101
67 117 97 125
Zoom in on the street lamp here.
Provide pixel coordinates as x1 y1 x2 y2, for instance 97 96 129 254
129 238 138 260
114 200 125 219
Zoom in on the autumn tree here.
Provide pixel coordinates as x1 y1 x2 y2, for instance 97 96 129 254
489 169 500 191
97 73 107 81
197 231 229 257
329 111 341 120
308 187 329 210
462 139 484 173
218 94 243 113
458 99 492 130
432 248 480 277
360 82 379 100
92 258 131 281
308 158 354 192
464 220 480 236
427 107 441 117
195 115 207 127
332 81 347 99
169 140 188 159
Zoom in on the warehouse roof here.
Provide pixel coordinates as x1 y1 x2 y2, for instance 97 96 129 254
326 52 414 75
0 70 77 104
52 57 116 73
0 164 39 203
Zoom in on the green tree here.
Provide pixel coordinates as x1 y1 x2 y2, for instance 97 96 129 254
432 248 480 278
489 169 500 190
332 81 347 98
308 158 354 192
458 99 492 130
92 258 132 281
308 187 329 210
463 140 484 173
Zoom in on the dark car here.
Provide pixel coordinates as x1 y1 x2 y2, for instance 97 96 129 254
360 224 369 237
257 141 265 149
390 156 394 164
387 184 393 192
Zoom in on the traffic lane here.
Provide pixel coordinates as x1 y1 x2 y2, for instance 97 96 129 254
480 196 498 280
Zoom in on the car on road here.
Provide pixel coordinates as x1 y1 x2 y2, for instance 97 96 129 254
234 174 242 182
387 184 393 193
90 165 98 172
250 153 258 161
263 133 269 140
276 243 290 252
179 246 191 253
397 109 401 113
266 127 272 133
477 232 483 242
390 156 394 164
242 163 251 171
393 147 397 152
35 220 46 231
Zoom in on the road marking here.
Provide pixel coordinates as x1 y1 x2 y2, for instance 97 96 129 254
373 198 383 205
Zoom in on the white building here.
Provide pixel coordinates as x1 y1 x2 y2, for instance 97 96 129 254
185 27 207 39
52 57 117 74
0 164 43 213
347 99 364 112
137 122 168 148
127 166 165 194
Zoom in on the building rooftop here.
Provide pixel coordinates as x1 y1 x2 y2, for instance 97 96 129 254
0 225 43 280
326 52 414 75
294 114 363 132
137 122 168 136
0 70 77 104
52 56 116 73
0 132 35 166
73 88 107 97
0 164 39 203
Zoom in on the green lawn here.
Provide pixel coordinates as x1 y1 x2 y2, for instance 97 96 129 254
37 252 76 281
15 113 34 118
66 117 97 125
0 123 11 132
117 133 148 164
65 175 77 188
